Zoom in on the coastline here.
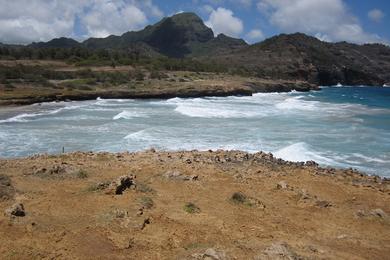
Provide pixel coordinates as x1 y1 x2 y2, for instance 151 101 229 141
0 78 317 107
1 150 389 259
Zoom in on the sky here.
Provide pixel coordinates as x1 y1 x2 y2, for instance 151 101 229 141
0 0 388 45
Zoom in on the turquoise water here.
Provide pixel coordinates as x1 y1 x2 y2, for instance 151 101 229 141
0 86 389 177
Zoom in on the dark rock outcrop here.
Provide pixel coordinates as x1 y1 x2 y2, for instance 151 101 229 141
5 203 25 217
105 175 136 195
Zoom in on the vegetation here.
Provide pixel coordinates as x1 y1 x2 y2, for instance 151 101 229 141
230 192 257 207
0 46 229 74
77 170 89 179
183 202 200 214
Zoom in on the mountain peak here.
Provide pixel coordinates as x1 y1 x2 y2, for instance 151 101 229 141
170 12 203 21
30 37 81 48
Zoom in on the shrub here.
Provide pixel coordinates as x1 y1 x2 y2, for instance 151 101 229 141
231 192 247 204
134 69 145 81
230 192 263 208
150 70 161 79
184 202 200 214
77 170 88 179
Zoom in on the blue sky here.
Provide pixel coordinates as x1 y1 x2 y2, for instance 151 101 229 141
0 0 388 45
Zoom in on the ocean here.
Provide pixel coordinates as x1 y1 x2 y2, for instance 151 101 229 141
1 86 389 177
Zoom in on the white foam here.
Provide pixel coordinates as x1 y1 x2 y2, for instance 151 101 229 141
125 129 159 142
275 96 319 111
351 153 387 163
174 104 261 118
113 110 148 120
0 104 84 123
95 99 134 107
169 97 268 118
273 142 336 165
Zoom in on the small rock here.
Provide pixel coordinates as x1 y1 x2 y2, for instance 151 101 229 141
298 189 311 200
204 248 226 260
192 248 227 260
355 210 366 218
114 209 128 218
277 181 288 190
305 161 318 167
356 209 388 219
164 171 198 181
5 203 25 217
137 207 144 216
315 200 332 208
337 234 348 239
140 217 150 230
370 209 388 218
258 242 302 260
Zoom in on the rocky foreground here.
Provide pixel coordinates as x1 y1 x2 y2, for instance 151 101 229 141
0 150 389 259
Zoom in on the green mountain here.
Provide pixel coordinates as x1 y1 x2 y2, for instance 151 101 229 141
82 12 247 58
19 13 390 86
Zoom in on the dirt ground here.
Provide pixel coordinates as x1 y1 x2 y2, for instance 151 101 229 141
0 150 389 259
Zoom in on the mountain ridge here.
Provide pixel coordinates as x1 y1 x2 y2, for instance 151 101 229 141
4 12 390 86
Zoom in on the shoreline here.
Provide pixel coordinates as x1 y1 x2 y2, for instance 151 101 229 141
2 81 388 108
0 78 318 107
1 150 389 259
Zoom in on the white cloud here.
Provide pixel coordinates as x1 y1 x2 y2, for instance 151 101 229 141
82 1 147 38
257 0 384 44
205 7 244 37
140 0 163 18
246 29 264 42
0 0 163 44
204 0 252 8
368 9 384 23
0 0 87 44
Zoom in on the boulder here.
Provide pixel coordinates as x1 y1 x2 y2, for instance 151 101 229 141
305 161 318 167
315 200 332 208
257 242 302 260
276 181 288 190
164 171 198 181
191 248 227 260
355 208 388 219
370 209 388 219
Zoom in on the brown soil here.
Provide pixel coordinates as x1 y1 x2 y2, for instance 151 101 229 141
0 150 389 259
